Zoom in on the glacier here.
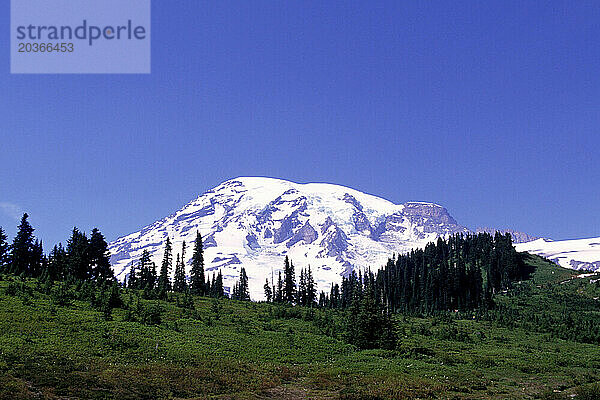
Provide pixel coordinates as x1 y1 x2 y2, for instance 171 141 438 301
516 237 600 272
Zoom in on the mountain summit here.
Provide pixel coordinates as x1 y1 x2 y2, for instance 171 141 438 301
109 177 471 298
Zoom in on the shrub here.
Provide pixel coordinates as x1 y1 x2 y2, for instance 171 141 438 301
51 283 74 306
576 383 600 400
141 302 162 325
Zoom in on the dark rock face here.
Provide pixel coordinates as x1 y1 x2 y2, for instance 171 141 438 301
402 202 467 235
109 248 131 264
321 216 335 234
370 213 407 241
343 193 363 211
569 260 600 271
370 220 387 241
476 227 539 244
343 193 372 232
257 190 306 224
246 233 261 250
287 221 318 248
274 215 298 244
203 234 217 248
383 213 407 233
174 203 215 223
353 211 371 232
211 254 241 267
403 202 458 225
320 223 349 257
260 192 308 244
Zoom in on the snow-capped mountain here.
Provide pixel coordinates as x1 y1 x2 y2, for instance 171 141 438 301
108 177 469 298
516 237 600 272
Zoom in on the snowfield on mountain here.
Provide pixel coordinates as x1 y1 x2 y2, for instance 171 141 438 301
516 237 600 272
109 177 471 298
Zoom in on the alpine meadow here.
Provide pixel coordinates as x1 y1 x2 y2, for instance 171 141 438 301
2 1 600 399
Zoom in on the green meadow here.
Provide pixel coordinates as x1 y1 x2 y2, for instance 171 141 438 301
0 254 599 399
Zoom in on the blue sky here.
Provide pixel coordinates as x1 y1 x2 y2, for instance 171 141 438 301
1 1 599 248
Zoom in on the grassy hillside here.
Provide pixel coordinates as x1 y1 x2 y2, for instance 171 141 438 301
0 254 599 399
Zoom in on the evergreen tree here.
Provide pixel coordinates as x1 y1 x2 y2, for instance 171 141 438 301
89 228 114 282
306 266 317 307
31 239 45 278
107 280 123 308
47 243 67 281
0 227 8 272
9 213 35 276
233 267 250 301
208 273 215 297
137 250 156 290
264 278 273 302
283 256 296 304
127 262 138 289
157 237 173 298
275 271 283 303
297 268 307 305
330 283 340 308
213 271 224 298
66 227 90 281
181 241 186 269
173 253 187 292
189 231 205 295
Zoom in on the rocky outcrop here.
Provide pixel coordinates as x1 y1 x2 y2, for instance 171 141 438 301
320 223 349 257
246 233 261 250
569 260 600 271
287 221 318 248
402 202 468 235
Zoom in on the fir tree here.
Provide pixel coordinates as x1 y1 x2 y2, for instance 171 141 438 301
157 237 173 298
31 239 45 278
181 241 186 269
297 268 307 305
208 273 215 297
212 271 224 298
264 278 273 302
47 243 67 282
89 228 113 282
107 280 123 308
10 213 35 276
189 231 205 295
283 256 296 304
0 227 8 272
66 227 90 281
137 250 156 290
173 253 187 292
233 267 250 301
276 271 283 303
306 266 317 307
127 262 138 289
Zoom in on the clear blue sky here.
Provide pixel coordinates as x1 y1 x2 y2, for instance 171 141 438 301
1 1 599 249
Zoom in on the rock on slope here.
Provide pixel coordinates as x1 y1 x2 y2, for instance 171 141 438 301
109 177 469 298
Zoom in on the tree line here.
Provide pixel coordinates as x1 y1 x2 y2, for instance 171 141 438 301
125 232 225 301
0 213 114 284
318 232 528 314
